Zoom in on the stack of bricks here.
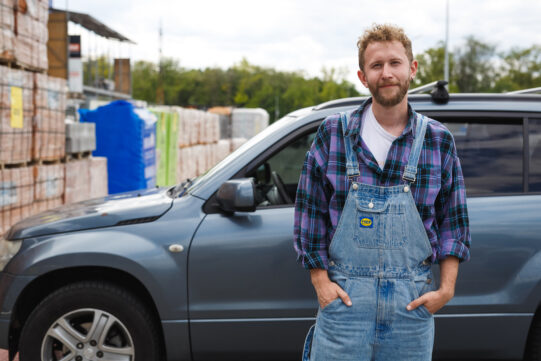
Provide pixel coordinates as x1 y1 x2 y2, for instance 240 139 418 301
33 73 66 160
0 66 33 164
33 163 63 213
0 167 33 235
64 158 90 204
0 0 14 61
176 108 225 182
14 0 48 71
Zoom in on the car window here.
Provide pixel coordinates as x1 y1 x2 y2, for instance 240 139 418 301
267 132 316 184
530 118 541 192
443 119 523 195
246 130 317 207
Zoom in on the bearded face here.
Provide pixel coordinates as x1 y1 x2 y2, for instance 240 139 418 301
367 76 410 107
358 40 417 108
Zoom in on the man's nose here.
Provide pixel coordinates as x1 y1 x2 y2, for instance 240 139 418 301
381 63 393 78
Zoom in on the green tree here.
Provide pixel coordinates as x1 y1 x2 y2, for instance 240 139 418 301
132 61 158 102
83 56 114 87
494 45 541 92
413 42 458 92
453 36 497 93
131 58 360 122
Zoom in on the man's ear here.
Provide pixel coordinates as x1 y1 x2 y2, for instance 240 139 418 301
410 60 418 80
357 70 368 88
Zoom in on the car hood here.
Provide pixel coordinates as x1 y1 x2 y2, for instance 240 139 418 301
6 188 174 240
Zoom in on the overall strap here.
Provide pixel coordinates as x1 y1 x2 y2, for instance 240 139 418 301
402 113 428 183
340 110 359 179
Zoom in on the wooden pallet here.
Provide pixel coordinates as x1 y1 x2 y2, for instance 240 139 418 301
0 57 47 74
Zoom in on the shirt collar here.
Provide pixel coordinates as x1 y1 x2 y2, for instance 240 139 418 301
345 97 418 139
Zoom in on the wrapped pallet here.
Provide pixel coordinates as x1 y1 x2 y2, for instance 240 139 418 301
188 109 200 145
231 108 269 140
0 167 33 235
177 146 197 183
64 158 90 204
191 144 204 176
79 101 157 194
14 0 48 70
0 66 33 164
176 108 190 147
0 0 14 62
65 122 96 154
216 139 230 163
89 157 108 199
208 106 232 139
34 73 67 160
204 143 213 172
33 163 64 214
151 108 178 187
231 137 248 152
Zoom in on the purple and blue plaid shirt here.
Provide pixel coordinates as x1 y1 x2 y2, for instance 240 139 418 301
293 98 471 270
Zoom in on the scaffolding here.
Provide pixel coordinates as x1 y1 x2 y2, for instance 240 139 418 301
48 8 135 106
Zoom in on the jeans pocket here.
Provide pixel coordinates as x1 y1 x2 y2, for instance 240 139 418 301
410 279 433 318
321 278 349 312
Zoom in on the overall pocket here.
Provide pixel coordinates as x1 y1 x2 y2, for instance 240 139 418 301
353 196 406 249
410 277 435 318
321 277 349 312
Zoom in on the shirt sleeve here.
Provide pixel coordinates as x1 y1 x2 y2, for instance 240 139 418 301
293 120 332 270
435 134 471 262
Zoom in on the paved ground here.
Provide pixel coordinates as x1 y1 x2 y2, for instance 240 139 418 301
0 349 510 361
0 350 16 361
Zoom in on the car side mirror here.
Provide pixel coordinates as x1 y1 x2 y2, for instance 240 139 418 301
216 178 257 213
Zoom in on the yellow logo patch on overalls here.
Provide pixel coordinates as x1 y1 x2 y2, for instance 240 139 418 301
360 217 373 228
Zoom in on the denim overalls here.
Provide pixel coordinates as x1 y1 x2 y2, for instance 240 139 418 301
303 110 435 361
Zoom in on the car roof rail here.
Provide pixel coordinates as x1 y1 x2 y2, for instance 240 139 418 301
507 86 541 95
408 81 439 94
313 96 366 110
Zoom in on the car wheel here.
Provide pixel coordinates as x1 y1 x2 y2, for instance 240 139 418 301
18 280 162 361
525 315 541 361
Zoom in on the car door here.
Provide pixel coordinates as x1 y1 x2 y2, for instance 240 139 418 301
430 114 541 360
188 127 319 360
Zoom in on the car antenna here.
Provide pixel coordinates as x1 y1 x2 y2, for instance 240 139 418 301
507 86 541 94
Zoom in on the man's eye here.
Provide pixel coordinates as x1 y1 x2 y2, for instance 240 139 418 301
372 64 381 68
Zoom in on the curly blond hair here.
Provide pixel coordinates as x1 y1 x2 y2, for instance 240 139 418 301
357 24 413 71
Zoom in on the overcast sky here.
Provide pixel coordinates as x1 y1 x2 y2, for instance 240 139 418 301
58 0 541 92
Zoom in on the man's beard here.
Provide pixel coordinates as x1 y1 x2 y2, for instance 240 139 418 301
368 77 410 107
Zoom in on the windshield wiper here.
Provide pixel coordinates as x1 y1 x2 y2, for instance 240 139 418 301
169 178 194 198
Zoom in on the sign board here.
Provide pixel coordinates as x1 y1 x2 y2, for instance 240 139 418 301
68 58 83 93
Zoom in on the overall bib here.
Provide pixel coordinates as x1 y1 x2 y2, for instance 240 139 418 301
303 111 435 361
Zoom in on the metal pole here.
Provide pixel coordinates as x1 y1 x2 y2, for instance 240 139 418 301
444 0 449 84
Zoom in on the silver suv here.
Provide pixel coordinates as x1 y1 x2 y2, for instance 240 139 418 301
1 86 541 360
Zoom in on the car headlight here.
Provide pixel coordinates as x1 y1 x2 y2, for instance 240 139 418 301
0 237 22 272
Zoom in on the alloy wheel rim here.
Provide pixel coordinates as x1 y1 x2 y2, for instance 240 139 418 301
41 308 135 361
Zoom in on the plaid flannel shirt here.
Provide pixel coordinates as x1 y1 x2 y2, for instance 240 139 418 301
293 98 471 269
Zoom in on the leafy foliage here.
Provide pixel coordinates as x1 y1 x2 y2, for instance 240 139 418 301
413 37 541 93
131 58 359 122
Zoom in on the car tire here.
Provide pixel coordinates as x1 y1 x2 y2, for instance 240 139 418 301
18 280 163 361
525 315 541 361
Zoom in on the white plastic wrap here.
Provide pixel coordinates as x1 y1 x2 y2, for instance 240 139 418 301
231 108 269 140
90 156 108 199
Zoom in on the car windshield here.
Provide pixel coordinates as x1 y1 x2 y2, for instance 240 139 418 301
181 115 298 197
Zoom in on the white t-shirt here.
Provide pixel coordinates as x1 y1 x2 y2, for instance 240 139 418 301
360 104 398 169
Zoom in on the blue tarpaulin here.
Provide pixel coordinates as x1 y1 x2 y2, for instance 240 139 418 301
79 100 157 194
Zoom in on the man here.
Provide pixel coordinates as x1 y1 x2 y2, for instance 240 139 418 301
294 24 470 360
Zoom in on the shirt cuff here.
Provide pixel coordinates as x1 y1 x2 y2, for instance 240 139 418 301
437 239 471 263
298 251 329 270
